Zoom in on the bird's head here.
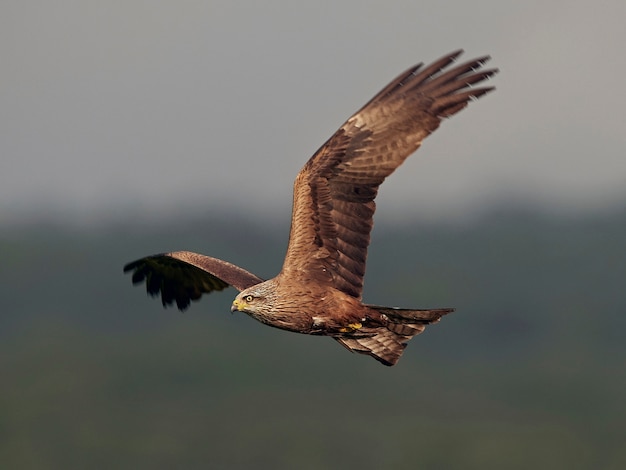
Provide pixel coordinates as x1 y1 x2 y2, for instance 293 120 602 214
231 282 275 316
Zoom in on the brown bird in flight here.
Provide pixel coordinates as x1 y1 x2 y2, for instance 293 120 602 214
124 50 497 366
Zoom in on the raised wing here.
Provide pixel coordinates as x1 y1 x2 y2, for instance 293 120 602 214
124 251 264 310
281 50 497 299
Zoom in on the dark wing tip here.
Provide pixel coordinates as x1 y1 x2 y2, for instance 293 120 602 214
123 257 145 273
123 252 264 312
419 54 498 118
362 49 498 121
123 253 231 312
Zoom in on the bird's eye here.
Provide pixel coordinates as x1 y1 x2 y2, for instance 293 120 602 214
244 295 254 303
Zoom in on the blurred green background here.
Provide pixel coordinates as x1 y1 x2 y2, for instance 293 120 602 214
2 209 624 469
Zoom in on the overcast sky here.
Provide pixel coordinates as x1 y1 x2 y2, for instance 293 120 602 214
2 0 625 226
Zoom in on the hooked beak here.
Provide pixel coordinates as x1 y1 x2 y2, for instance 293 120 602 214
231 298 245 313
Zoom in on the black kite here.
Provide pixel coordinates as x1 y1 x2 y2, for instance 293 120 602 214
124 50 498 366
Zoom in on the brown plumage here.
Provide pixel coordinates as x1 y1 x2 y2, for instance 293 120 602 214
124 50 498 366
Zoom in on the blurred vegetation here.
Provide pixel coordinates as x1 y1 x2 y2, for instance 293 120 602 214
1 208 625 469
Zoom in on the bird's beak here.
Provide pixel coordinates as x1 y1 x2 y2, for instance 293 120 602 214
231 298 244 313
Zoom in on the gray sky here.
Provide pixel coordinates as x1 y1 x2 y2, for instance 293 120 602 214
2 0 625 226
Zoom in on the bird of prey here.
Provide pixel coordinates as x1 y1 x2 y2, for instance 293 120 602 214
124 50 497 366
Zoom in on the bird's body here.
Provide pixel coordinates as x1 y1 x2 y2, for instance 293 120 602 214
124 50 497 365
232 279 364 336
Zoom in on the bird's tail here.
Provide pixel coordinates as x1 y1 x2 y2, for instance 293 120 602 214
334 305 455 366
370 305 455 324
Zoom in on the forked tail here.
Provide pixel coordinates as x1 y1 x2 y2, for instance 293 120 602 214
335 305 455 366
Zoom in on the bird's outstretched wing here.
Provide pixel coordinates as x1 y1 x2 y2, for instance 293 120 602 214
281 50 497 299
123 251 264 310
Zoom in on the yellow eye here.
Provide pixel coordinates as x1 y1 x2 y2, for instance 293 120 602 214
244 295 254 303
